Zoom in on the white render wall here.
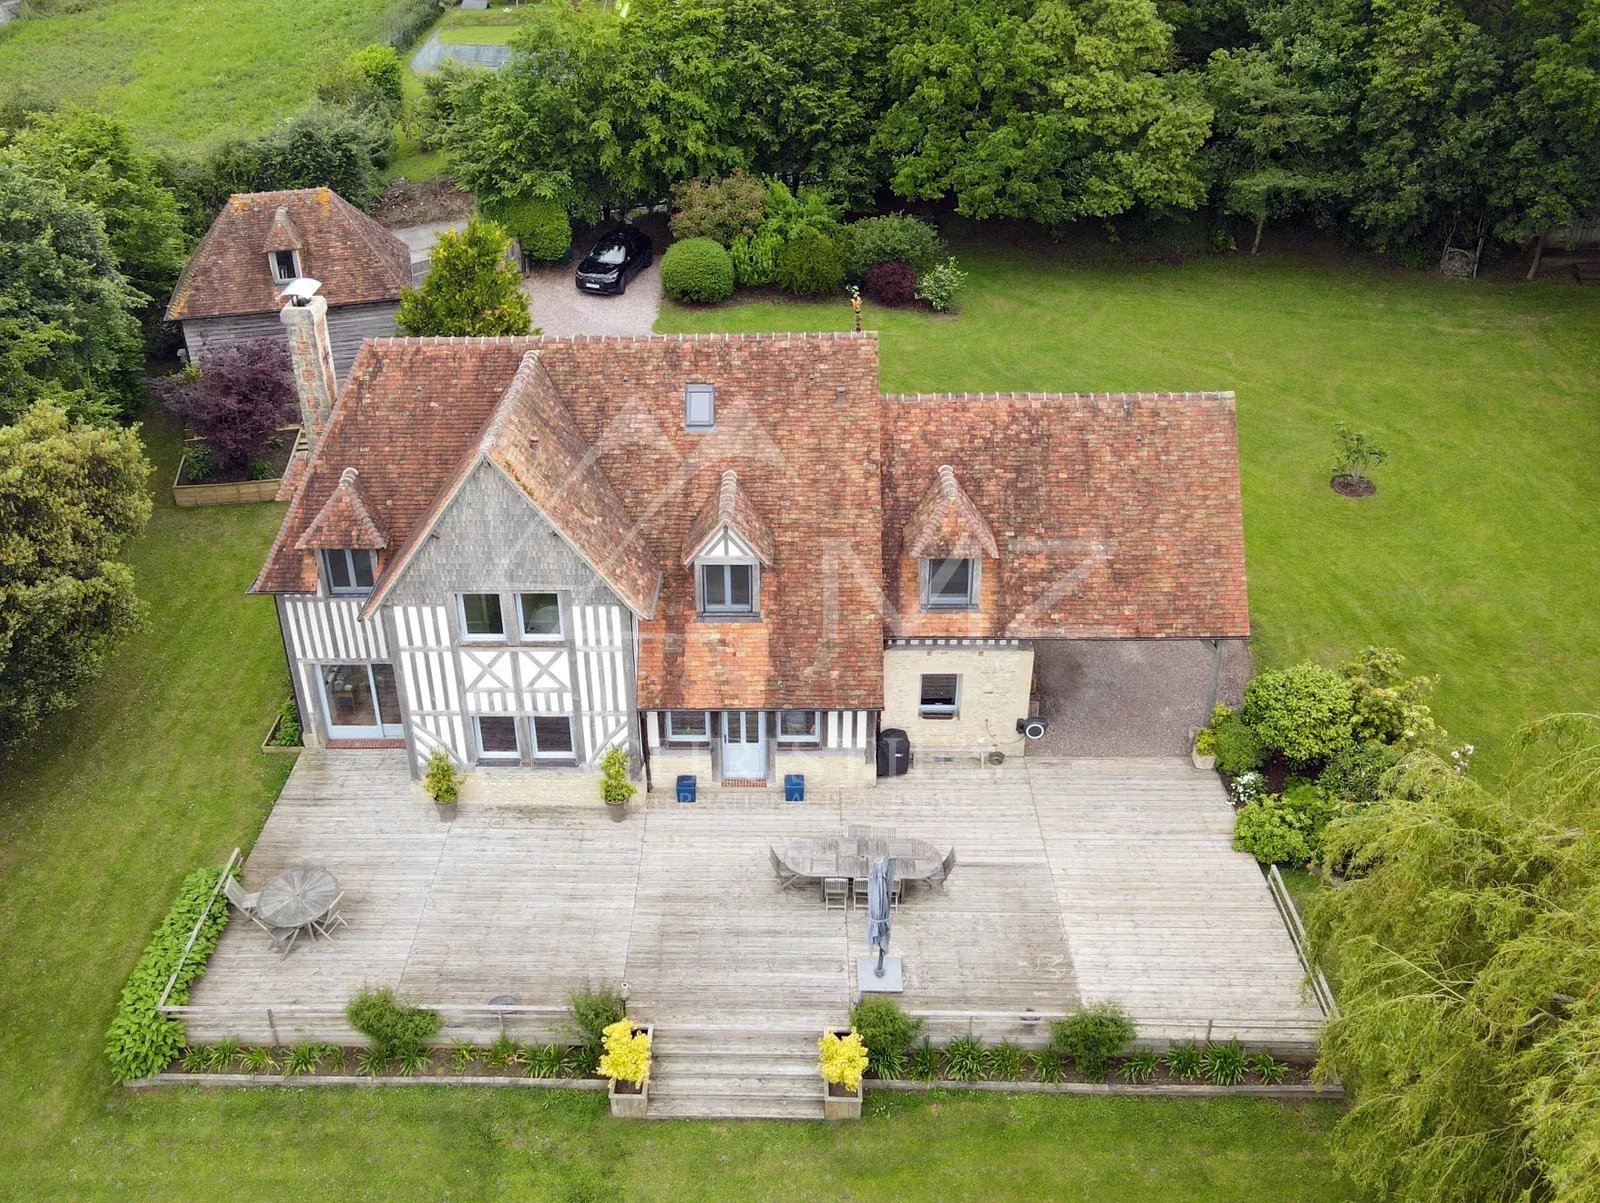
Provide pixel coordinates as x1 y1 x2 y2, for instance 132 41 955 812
881 641 1034 755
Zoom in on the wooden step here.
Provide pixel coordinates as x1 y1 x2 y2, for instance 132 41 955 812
645 1092 824 1121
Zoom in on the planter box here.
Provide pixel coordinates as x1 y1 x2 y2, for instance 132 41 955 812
1189 728 1216 772
822 1082 862 1120
171 425 301 508
261 712 302 756
606 1023 652 1118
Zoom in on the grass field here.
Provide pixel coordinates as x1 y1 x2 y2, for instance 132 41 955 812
658 235 1600 771
0 0 398 149
0 415 1349 1199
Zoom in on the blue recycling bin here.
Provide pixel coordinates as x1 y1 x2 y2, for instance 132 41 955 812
676 774 697 804
784 773 805 802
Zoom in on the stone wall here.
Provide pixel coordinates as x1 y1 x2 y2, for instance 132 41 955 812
881 642 1034 756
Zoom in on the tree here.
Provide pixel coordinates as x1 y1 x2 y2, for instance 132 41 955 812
150 339 296 475
189 104 389 217
2 107 189 312
395 218 532 337
1307 715 1600 1203
0 403 152 747
0 163 145 425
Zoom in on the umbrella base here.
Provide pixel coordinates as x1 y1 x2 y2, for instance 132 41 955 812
855 954 904 993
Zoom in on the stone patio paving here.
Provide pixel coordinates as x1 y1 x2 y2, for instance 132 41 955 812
182 751 1325 1054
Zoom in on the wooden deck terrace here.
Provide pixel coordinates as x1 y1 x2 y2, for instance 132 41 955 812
179 751 1326 1054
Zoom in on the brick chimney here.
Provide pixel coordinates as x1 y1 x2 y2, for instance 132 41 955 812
279 293 337 450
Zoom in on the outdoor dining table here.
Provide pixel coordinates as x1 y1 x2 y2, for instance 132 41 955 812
775 835 944 883
254 866 340 930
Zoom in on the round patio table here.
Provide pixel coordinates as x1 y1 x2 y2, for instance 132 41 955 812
255 867 339 929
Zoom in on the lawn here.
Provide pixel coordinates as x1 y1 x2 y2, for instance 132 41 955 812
658 234 1600 772
0 413 1349 1198
0 0 398 149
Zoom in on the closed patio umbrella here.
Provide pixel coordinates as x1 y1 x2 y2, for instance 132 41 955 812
866 856 895 978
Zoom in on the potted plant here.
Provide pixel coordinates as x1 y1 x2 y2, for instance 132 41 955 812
598 1017 651 1117
1190 725 1216 772
424 749 461 821
600 746 635 822
818 1028 867 1120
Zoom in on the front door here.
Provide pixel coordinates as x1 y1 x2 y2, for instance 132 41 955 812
721 710 766 780
319 663 404 739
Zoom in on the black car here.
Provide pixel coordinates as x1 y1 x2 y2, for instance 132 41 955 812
574 226 653 295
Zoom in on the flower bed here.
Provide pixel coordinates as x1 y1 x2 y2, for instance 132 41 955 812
171 427 299 508
151 1038 604 1084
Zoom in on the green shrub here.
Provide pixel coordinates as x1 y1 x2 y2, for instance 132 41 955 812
943 1034 986 1081
189 103 389 215
1031 1050 1065 1083
380 0 442 51
269 693 302 747
319 45 404 120
484 195 571 263
908 1037 939 1081
849 997 924 1076
569 982 627 1050
669 170 767 245
915 256 969 312
346 987 440 1061
1319 739 1400 806
423 748 460 804
105 866 230 1082
1202 1039 1248 1085
987 1039 1025 1080
1049 1003 1135 1080
759 180 841 243
660 237 735 303
599 746 636 805
1232 783 1341 866
1242 662 1355 765
842 214 944 279
1120 1050 1161 1082
1340 645 1442 749
774 231 844 296
182 445 215 484
1165 1041 1204 1079
1210 708 1267 775
1249 1051 1287 1084
729 228 781 287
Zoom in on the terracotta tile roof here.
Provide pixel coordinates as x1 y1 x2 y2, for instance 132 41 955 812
680 470 777 565
882 392 1250 640
167 188 411 321
295 467 387 551
903 464 1000 560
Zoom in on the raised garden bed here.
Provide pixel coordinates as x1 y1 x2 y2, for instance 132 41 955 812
145 1040 604 1085
261 711 302 756
171 427 299 508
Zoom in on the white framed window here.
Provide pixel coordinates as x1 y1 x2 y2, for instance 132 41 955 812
531 715 575 760
322 548 376 595
665 710 711 743
777 710 821 743
459 593 505 640
919 673 960 719
685 383 715 430
923 557 977 609
475 715 520 762
699 562 757 615
518 592 562 639
270 249 300 283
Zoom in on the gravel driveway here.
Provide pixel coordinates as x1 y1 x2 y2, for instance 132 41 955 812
524 260 662 337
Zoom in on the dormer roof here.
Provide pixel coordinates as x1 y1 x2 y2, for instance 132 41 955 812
681 470 776 566
902 464 1000 560
263 205 305 252
294 467 387 550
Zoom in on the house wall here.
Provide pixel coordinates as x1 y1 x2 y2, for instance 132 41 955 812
182 301 398 378
275 593 394 748
881 640 1033 755
383 460 638 775
642 709 876 790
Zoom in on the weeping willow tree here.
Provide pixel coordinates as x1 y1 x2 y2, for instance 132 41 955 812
1306 714 1600 1203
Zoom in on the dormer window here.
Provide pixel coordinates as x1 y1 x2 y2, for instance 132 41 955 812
685 383 715 430
700 561 757 615
922 557 977 609
323 549 375 595
271 249 301 283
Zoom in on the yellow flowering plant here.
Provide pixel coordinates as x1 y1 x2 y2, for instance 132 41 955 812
597 1018 650 1086
818 1029 868 1094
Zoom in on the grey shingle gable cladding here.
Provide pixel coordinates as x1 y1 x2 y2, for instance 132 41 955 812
382 459 624 610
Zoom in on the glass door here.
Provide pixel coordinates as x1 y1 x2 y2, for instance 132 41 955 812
320 663 404 739
720 710 766 779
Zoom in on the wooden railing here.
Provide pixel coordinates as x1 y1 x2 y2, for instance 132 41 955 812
160 1000 576 1047
156 848 240 1011
1266 864 1339 1021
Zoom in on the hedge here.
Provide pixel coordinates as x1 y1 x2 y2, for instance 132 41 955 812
775 231 844 297
661 237 735 302
842 214 944 280
484 195 572 263
105 866 231 1082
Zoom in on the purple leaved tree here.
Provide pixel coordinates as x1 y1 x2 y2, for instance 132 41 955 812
154 339 297 474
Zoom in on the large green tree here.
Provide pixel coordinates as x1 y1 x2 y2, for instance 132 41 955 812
1 107 189 314
1308 715 1600 1203
0 403 152 748
0 163 146 425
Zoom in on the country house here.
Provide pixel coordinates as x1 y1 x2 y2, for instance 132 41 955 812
253 297 1249 791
